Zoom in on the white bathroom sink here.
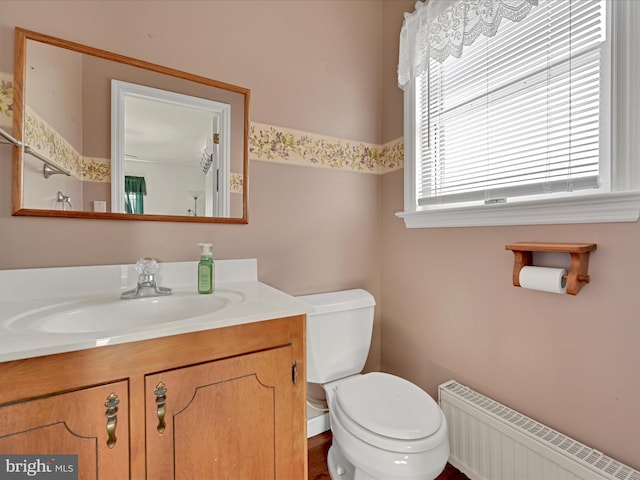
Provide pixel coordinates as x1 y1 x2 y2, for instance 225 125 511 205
5 289 245 334
0 260 315 363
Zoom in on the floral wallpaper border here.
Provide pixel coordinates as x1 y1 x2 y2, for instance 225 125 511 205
24 115 405 182
230 173 243 194
0 72 13 129
3 72 403 184
249 122 404 174
25 108 110 181
24 110 246 193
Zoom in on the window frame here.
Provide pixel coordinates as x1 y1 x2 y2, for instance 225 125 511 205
398 0 640 228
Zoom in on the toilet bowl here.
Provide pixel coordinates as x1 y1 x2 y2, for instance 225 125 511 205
299 289 450 480
325 372 449 480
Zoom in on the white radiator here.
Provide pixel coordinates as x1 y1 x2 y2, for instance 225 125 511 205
439 380 640 480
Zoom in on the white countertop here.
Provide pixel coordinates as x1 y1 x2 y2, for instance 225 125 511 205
0 259 313 363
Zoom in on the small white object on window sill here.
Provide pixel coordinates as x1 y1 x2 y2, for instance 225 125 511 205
397 191 640 228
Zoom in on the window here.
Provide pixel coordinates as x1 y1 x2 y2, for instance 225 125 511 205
398 0 640 228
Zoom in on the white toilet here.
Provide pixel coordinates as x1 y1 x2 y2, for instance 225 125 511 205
300 289 450 480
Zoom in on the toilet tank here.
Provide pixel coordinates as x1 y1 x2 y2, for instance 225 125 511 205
298 289 375 384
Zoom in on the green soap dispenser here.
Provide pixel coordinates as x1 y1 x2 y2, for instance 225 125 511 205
197 243 214 294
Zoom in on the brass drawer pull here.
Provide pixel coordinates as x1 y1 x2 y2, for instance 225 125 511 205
154 382 167 434
104 393 120 448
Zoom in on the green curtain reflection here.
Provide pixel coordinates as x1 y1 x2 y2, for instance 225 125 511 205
124 176 147 214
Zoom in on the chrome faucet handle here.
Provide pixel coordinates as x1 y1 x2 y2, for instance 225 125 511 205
121 257 171 299
136 257 158 277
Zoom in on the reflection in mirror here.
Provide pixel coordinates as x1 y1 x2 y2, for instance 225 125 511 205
12 27 249 223
111 81 231 217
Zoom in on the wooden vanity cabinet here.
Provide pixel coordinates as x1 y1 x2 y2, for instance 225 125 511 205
146 345 294 479
0 381 130 479
0 315 307 480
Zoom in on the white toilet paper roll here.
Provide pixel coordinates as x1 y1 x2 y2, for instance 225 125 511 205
518 266 567 294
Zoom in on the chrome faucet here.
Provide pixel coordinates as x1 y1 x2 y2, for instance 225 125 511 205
121 258 172 299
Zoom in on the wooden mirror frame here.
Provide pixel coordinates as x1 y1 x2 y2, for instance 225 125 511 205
11 27 249 224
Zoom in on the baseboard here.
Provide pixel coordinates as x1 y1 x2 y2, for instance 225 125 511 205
307 412 330 438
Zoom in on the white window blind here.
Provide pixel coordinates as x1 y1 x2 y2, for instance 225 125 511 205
417 0 608 207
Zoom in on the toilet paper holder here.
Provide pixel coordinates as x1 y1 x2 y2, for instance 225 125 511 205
505 242 597 295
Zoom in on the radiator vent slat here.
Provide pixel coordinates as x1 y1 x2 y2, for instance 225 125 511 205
439 381 640 480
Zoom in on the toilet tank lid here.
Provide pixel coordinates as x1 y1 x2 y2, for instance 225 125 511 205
296 289 375 315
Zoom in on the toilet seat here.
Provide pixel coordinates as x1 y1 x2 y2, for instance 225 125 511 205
333 372 446 454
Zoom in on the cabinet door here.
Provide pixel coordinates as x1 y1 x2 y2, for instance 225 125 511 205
0 381 129 480
146 346 295 479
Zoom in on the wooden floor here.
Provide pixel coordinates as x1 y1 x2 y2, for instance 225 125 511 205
308 431 469 480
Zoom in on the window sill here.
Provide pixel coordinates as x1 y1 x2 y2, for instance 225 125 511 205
396 191 640 228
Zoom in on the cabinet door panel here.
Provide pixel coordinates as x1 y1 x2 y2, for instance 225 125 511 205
0 381 129 480
146 346 294 480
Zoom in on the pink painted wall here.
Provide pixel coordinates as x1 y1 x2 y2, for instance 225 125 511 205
22 39 84 210
0 0 382 263
0 1 383 368
380 0 640 470
26 40 83 150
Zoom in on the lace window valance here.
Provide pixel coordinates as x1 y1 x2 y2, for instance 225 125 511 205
398 0 538 89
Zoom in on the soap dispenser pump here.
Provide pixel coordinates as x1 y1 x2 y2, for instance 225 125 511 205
197 243 214 294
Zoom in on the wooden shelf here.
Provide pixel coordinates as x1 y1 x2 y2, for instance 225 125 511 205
505 242 597 295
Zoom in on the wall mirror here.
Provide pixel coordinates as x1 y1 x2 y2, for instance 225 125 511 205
11 27 249 223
